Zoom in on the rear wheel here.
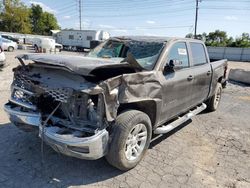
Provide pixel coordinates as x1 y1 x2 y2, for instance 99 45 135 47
206 83 222 112
8 46 14 52
34 45 38 52
105 110 152 171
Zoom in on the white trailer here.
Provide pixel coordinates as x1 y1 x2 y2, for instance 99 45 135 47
55 30 110 51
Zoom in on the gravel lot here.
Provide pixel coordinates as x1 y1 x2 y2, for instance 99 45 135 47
0 50 250 188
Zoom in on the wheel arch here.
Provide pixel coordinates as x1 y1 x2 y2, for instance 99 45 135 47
218 76 223 83
117 100 159 127
8 46 14 50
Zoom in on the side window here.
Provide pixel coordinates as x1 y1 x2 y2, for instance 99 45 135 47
190 43 207 66
3 39 9 43
167 42 189 68
87 36 93 40
69 35 74 40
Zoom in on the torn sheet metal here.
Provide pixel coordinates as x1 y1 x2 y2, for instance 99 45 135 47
100 71 163 122
119 71 163 103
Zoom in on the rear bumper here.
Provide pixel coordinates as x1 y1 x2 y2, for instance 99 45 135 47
41 126 109 160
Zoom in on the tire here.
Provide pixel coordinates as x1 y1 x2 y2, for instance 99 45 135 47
34 45 38 52
206 83 222 112
8 46 14 52
105 110 152 171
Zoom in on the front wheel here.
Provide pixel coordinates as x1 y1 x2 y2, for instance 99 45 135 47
206 83 222 112
105 110 152 171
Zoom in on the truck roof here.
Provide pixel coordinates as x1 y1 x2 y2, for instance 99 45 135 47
112 36 202 43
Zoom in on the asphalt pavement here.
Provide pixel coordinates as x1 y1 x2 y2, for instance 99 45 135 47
0 50 249 188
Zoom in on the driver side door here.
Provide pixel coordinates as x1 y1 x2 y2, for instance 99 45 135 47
159 42 195 123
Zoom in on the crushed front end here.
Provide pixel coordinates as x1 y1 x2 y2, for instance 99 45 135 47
4 64 110 160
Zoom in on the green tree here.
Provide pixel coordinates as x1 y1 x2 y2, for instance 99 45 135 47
233 33 250 47
205 30 228 47
0 0 31 33
186 32 207 41
41 12 60 35
30 4 60 35
186 31 250 47
226 37 234 47
30 4 43 34
185 33 194 38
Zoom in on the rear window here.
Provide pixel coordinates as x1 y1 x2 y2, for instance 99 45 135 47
190 43 207 66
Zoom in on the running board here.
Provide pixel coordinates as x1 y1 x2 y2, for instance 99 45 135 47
154 103 207 134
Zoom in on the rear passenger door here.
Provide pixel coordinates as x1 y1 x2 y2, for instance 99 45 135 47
188 42 212 105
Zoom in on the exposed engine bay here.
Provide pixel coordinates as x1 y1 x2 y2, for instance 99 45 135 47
10 64 109 135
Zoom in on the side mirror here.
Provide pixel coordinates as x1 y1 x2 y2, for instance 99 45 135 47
164 59 183 72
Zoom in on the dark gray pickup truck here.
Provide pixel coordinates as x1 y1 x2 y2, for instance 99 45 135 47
4 36 227 170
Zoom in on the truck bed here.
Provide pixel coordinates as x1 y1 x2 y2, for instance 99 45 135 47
209 59 228 97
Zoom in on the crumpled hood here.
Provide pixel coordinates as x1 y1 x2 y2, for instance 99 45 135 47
16 54 136 76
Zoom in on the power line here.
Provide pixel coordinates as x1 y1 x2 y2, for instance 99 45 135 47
203 0 250 2
201 7 250 10
93 25 194 31
81 7 194 18
83 0 194 9
53 2 77 11
52 0 249 33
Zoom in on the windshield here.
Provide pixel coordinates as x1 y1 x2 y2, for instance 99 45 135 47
87 39 164 70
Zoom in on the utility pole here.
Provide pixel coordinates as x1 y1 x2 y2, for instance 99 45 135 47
194 0 200 39
79 0 82 30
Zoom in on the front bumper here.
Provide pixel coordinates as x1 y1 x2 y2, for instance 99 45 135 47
41 126 109 160
4 103 109 160
4 103 41 131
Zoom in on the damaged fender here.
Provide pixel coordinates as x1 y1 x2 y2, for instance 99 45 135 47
100 71 163 126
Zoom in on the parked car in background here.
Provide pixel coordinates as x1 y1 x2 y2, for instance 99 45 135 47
2 38 18 52
2 34 20 44
0 37 6 66
33 38 62 53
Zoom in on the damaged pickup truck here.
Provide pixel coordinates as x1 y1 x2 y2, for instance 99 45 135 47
4 36 227 170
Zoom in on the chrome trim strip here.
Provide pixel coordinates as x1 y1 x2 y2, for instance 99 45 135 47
12 85 35 96
9 98 37 110
10 85 36 110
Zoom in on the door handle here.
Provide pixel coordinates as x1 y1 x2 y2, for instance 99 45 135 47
207 71 212 75
187 75 194 81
